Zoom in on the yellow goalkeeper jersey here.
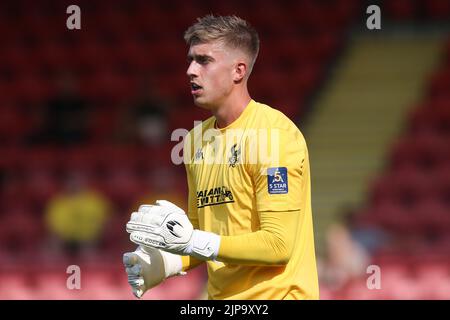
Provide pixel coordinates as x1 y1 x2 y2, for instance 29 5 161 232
183 99 319 300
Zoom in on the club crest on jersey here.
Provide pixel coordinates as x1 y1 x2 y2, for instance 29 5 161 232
194 148 204 161
228 143 241 167
267 167 288 194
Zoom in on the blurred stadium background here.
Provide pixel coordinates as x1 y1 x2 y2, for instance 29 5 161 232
0 0 449 299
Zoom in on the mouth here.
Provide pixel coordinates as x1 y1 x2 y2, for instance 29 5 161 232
190 83 203 95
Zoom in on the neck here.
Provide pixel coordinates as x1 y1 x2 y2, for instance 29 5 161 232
212 88 252 129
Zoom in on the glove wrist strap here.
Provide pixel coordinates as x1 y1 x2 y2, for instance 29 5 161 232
188 230 221 260
159 250 186 278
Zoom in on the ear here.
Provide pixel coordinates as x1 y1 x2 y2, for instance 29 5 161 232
233 61 247 83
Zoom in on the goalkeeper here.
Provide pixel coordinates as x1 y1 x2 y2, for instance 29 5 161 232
123 15 319 300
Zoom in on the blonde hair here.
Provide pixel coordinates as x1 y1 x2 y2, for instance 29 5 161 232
184 15 260 74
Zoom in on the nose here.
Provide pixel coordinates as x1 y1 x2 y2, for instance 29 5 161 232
186 61 198 79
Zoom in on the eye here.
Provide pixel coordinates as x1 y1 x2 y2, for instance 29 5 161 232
197 57 208 65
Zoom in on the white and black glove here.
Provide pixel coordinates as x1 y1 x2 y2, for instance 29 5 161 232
126 200 221 260
123 245 185 299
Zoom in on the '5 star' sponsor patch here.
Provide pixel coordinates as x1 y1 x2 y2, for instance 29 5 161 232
267 167 288 194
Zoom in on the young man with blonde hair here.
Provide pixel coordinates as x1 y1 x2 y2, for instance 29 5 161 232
123 15 319 300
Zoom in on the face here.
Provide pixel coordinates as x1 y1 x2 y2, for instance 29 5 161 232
186 41 243 110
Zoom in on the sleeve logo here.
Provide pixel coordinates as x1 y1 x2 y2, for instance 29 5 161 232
267 167 288 194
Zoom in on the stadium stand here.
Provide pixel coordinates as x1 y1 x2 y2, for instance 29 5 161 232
0 0 358 299
320 26 450 300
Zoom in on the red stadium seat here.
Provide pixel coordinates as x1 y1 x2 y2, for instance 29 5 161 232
0 105 33 145
15 74 53 104
80 70 136 103
425 0 450 20
34 272 81 300
0 45 37 75
413 199 450 234
428 69 450 96
389 132 448 171
36 41 72 73
22 169 59 209
98 166 142 210
0 273 36 300
409 100 450 137
370 167 433 208
0 207 44 254
431 166 450 206
369 201 422 234
385 0 417 21
115 40 160 74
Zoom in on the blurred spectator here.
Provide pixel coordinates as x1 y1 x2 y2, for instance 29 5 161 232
319 222 370 290
28 71 90 146
117 77 170 146
44 172 113 260
342 206 390 255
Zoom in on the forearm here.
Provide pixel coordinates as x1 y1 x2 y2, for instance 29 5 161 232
127 201 300 267
216 210 299 266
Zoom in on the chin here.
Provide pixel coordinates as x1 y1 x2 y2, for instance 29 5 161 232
193 97 213 110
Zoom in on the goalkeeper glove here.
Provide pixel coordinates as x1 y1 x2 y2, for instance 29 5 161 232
122 245 185 299
126 200 221 260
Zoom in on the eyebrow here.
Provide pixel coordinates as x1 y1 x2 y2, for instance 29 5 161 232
187 54 215 62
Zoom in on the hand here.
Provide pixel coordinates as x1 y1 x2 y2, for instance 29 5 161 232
126 200 221 260
126 200 193 253
122 245 184 299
